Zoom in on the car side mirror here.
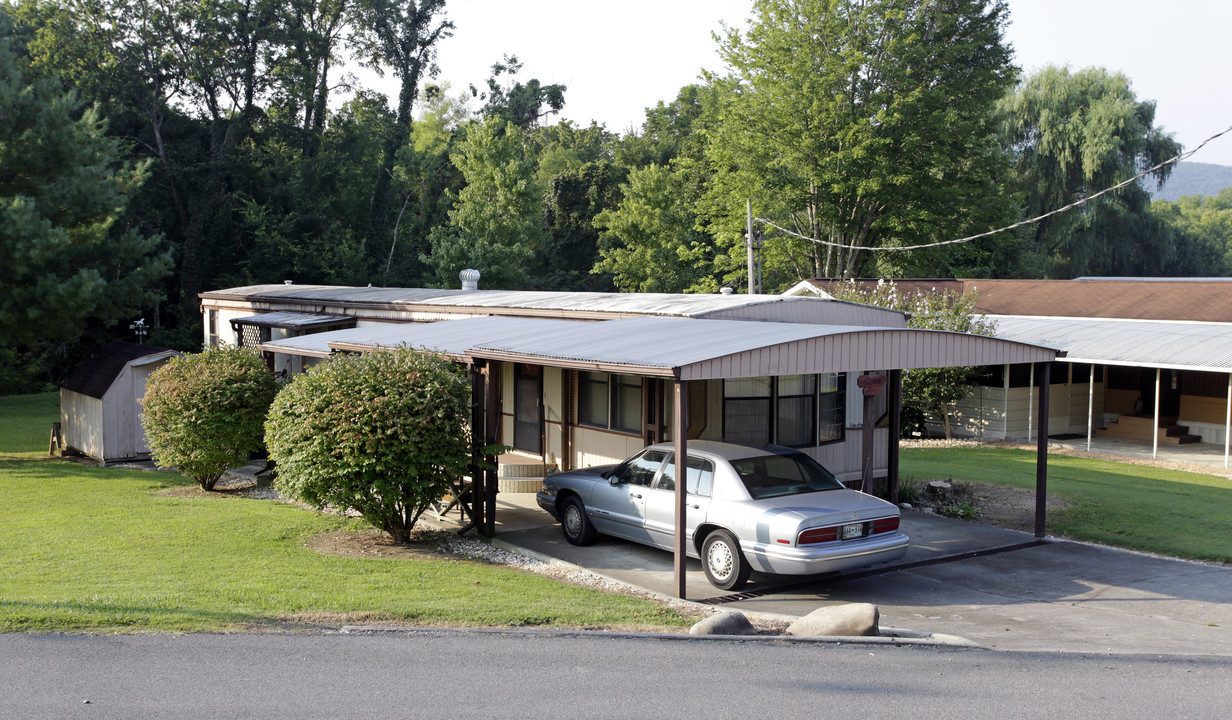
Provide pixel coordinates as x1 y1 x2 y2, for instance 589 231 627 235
608 475 622 486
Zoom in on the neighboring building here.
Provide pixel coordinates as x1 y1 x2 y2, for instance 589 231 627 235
59 342 180 463
200 280 1058 488
789 278 1232 464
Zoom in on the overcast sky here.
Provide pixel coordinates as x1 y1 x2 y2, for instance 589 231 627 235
400 0 1232 166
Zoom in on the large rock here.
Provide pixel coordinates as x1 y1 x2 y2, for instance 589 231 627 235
786 603 879 637
689 611 757 636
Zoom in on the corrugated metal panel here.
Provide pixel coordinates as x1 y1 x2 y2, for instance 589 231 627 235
261 316 579 358
469 316 1059 378
993 316 1232 372
230 311 353 328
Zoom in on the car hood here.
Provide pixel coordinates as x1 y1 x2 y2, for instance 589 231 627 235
547 465 618 484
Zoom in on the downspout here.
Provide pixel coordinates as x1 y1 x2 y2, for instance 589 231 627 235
1028 363 1035 442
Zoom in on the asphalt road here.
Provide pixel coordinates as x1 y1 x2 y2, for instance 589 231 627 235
3 630 1228 719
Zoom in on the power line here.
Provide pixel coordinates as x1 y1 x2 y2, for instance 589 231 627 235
756 122 1232 253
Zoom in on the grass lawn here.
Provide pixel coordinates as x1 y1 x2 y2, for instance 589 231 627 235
1 392 695 634
901 445 1232 564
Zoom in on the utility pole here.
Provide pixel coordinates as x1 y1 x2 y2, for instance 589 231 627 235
746 199 756 294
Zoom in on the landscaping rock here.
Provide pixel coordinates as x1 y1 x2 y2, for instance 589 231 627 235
689 611 757 636
786 603 879 637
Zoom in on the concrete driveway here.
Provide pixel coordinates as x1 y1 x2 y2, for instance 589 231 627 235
470 493 1232 655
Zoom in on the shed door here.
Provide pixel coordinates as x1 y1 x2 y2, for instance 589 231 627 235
131 362 158 454
513 364 542 454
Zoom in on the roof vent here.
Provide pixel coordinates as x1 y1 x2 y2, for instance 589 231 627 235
719 287 734 295
284 280 293 285
460 269 481 291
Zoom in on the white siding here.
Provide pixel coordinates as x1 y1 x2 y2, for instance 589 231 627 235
60 389 104 461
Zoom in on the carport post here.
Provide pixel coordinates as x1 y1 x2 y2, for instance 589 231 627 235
1035 362 1050 538
673 379 689 599
888 369 902 505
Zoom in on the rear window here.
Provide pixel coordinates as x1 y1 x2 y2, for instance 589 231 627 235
729 452 845 499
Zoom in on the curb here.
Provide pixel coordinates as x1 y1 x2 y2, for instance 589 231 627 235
336 624 987 648
484 537 984 649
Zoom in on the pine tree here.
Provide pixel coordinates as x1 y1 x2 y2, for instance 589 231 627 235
0 13 170 347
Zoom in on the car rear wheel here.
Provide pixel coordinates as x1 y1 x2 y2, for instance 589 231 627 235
561 496 597 546
701 529 751 591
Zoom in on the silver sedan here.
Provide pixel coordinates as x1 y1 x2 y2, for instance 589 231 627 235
536 441 909 590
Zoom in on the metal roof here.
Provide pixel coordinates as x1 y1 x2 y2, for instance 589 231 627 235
201 284 907 327
60 342 178 399
260 317 582 358
992 315 1232 372
262 315 1059 379
230 311 354 329
798 278 1232 323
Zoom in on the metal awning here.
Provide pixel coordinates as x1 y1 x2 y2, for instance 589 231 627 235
231 312 354 330
258 316 585 359
466 316 1062 379
260 315 1061 374
992 315 1232 372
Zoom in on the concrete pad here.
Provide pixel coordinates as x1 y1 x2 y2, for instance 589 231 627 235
471 494 1232 656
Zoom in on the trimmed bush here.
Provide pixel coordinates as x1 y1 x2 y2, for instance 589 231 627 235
141 346 278 490
265 348 471 542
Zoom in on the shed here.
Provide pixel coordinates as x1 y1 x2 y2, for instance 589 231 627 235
59 342 181 463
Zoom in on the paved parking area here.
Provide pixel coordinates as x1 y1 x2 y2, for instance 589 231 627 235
464 493 1232 655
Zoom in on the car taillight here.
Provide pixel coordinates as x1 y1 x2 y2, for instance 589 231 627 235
797 526 839 545
871 517 899 534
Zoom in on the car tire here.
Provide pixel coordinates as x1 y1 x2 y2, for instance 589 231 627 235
561 496 597 546
701 529 751 591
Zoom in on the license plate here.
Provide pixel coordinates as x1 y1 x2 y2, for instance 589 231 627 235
841 522 864 540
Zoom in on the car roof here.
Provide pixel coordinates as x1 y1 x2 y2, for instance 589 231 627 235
643 440 798 462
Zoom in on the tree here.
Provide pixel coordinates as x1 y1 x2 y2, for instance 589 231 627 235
141 346 278 490
1151 188 1232 275
997 66 1183 277
593 164 713 292
0 13 170 348
422 118 539 288
471 54 566 130
265 347 471 542
705 0 1016 284
355 0 452 269
829 280 996 438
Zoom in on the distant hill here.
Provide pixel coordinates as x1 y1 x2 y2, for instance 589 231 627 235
1148 161 1232 202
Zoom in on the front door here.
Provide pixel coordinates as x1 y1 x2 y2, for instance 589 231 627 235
513 364 542 454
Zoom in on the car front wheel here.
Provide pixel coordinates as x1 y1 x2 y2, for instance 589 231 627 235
561 496 597 546
701 529 751 591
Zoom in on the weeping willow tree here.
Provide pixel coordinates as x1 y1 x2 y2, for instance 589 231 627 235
997 65 1183 278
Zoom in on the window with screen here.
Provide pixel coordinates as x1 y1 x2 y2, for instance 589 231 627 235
577 371 642 435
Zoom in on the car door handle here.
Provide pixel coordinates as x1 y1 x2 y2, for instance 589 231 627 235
629 492 642 499
688 503 700 509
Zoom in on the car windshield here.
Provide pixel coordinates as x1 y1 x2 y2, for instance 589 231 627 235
729 452 845 499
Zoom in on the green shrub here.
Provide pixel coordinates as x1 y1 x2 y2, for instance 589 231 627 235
265 348 471 542
141 346 278 490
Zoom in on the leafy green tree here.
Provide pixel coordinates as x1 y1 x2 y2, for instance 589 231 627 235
355 0 453 269
141 346 278 491
704 0 1016 285
1151 188 1232 275
997 66 1183 277
829 280 996 438
266 348 471 542
471 54 566 130
423 118 539 288
593 164 713 292
0 15 170 348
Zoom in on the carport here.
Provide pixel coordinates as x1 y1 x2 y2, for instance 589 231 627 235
460 315 1060 597
265 314 1061 598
